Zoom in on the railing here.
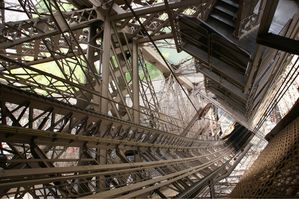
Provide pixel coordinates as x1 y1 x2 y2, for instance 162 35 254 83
234 0 266 38
177 15 251 114
175 0 216 50
177 15 250 83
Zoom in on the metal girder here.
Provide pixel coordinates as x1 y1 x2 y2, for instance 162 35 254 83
100 17 111 114
82 149 234 198
246 13 299 124
110 0 207 21
256 5 299 55
132 38 140 123
257 33 299 55
0 145 229 178
0 0 257 198
0 127 235 198
141 46 194 91
181 103 212 137
185 144 252 198
138 33 173 43
0 84 218 147
109 0 215 41
163 0 180 52
257 0 279 35
0 16 163 124
0 137 231 191
0 8 99 49
195 91 250 131
0 125 197 150
0 3 104 111
0 83 247 198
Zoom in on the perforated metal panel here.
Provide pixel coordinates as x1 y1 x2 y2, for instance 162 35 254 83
230 115 299 197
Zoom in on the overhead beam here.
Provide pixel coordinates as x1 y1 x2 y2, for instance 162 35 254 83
141 46 194 91
256 0 299 55
138 33 173 43
257 33 299 55
141 46 170 75
111 0 203 21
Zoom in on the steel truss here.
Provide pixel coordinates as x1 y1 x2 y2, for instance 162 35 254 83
0 0 254 197
0 84 247 198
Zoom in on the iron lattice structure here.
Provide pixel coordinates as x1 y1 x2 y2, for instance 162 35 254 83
0 83 251 198
0 0 253 198
0 0 298 198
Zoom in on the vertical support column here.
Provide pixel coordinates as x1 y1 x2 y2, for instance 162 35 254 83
0 100 6 125
258 0 279 34
29 106 33 128
101 18 111 114
87 23 97 70
0 0 5 24
97 145 107 191
209 180 216 199
78 146 91 194
89 23 103 112
80 24 96 192
98 18 110 191
132 38 140 124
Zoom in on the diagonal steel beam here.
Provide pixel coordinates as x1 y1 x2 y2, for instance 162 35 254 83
0 8 100 49
111 0 206 20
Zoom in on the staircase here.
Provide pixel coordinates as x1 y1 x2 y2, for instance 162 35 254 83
177 13 251 115
207 0 240 36
176 0 261 118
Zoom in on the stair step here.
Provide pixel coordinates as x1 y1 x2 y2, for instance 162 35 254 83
217 1 238 13
210 13 235 28
206 17 235 38
215 4 236 17
213 9 235 22
220 0 239 8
